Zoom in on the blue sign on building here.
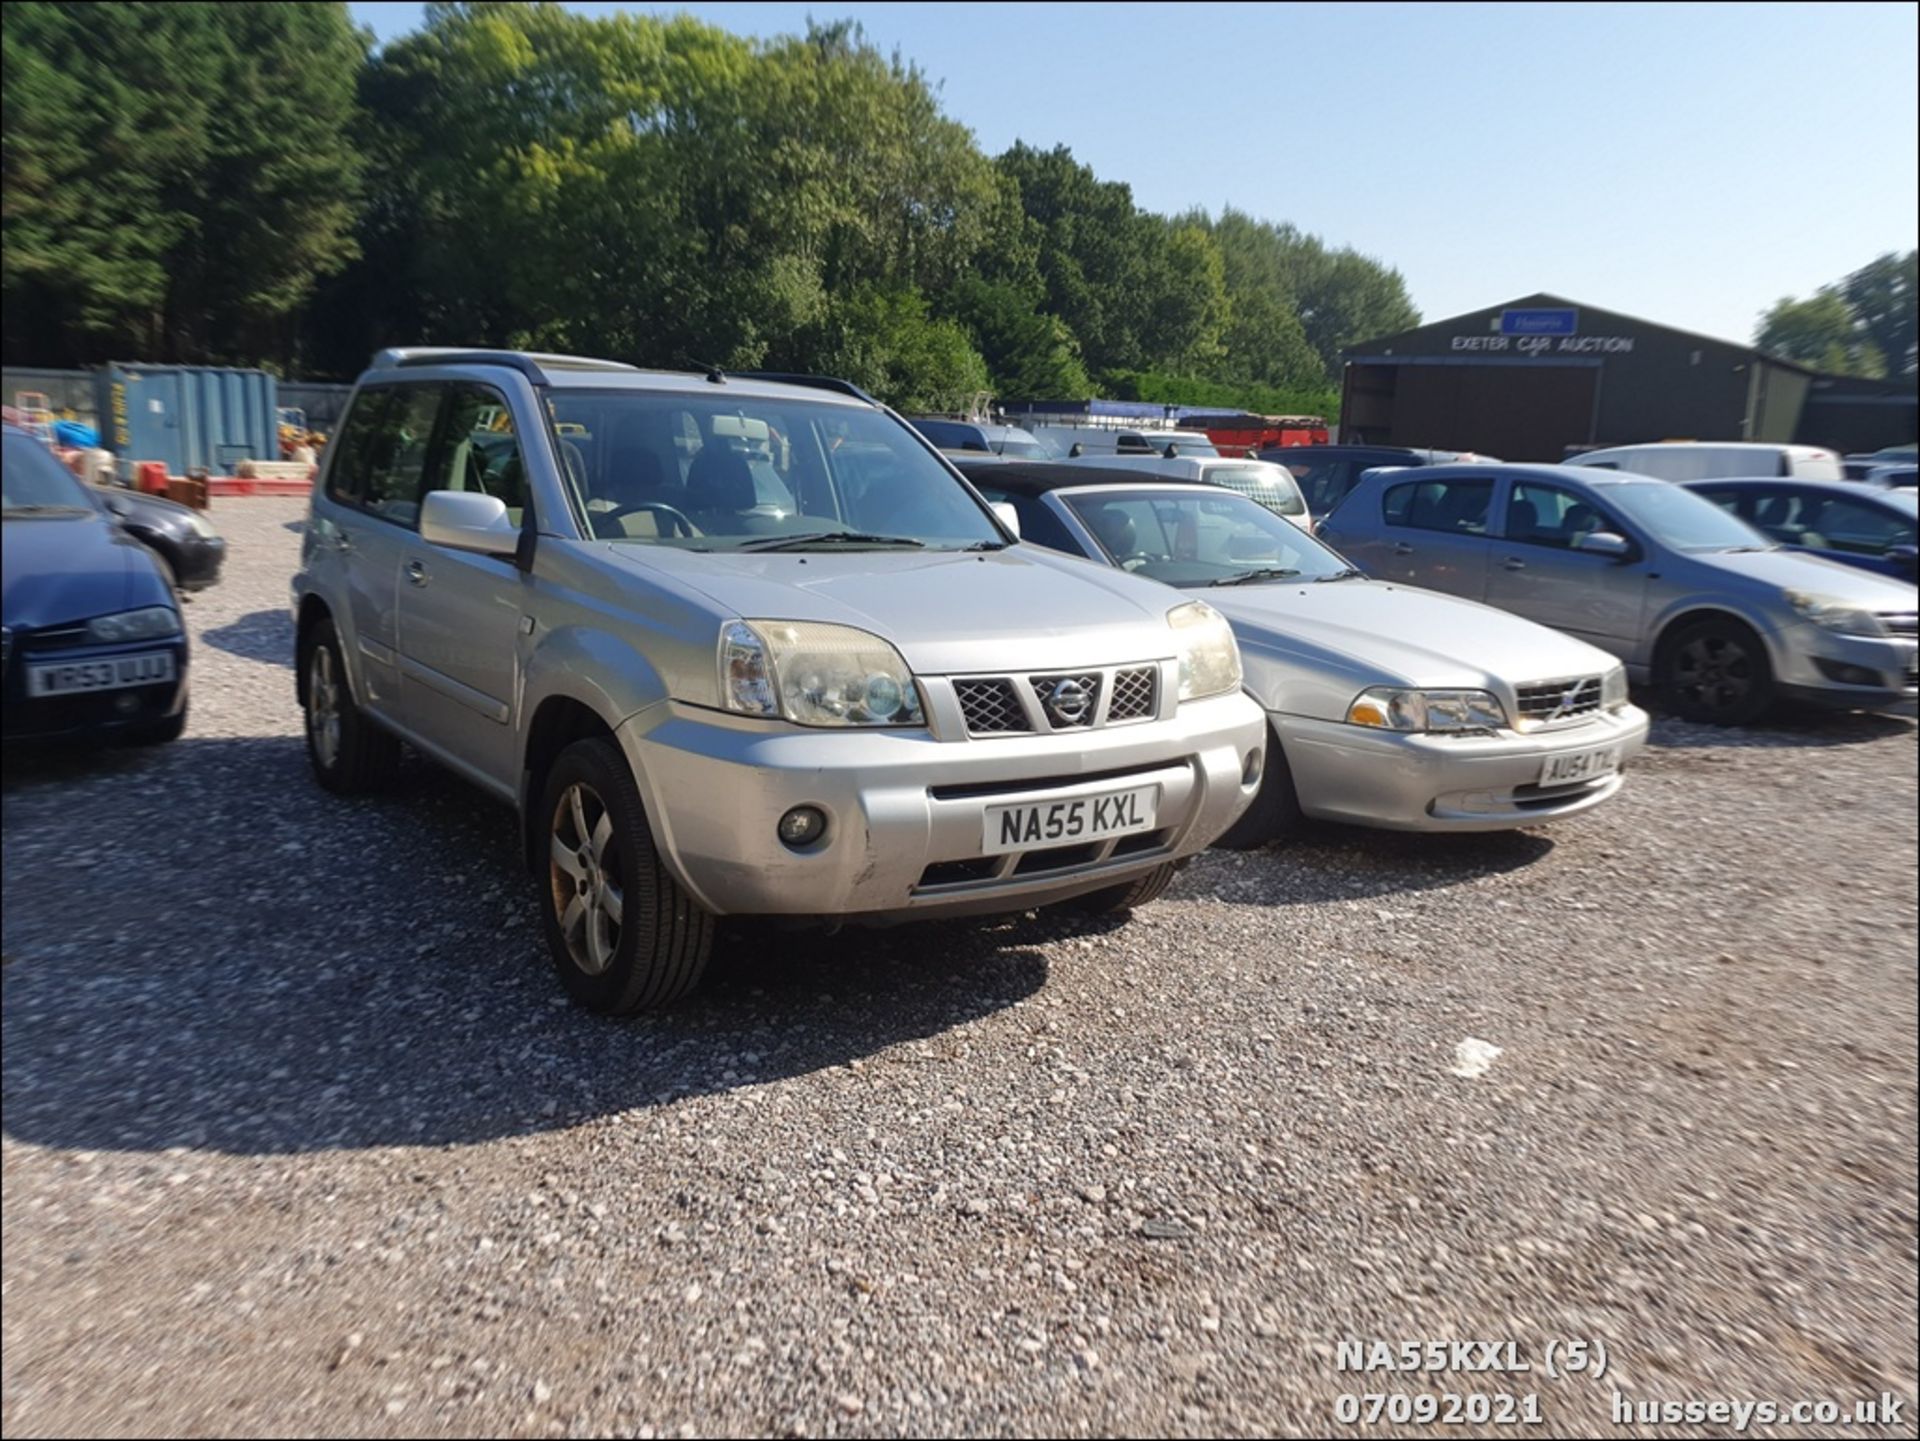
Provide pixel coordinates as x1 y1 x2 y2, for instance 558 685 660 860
1500 308 1578 336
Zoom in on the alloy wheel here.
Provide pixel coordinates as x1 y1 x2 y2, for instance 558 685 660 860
1673 634 1754 715
549 782 624 976
308 646 341 769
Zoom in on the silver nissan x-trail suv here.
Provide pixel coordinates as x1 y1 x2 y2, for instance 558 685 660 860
293 351 1265 1011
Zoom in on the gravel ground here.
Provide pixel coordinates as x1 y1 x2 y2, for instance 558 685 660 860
4 497 1916 1439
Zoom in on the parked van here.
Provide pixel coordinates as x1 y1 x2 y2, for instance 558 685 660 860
1569 442 1842 483
1026 425 1220 461
1057 452 1311 529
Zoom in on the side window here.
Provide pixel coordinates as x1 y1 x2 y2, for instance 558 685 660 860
1383 478 1493 535
1283 458 1353 515
360 385 444 527
324 389 395 505
430 385 530 528
1805 496 1913 555
1507 482 1610 549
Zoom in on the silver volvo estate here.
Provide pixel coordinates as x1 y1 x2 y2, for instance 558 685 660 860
291 351 1266 1012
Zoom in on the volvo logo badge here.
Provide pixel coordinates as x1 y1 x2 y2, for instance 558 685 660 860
1548 680 1585 723
1046 678 1091 725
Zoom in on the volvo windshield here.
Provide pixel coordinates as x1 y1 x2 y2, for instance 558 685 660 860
1062 487 1352 586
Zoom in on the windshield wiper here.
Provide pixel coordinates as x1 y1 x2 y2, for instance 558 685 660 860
737 531 926 552
960 539 1010 551
1315 567 1367 582
1210 567 1301 586
1719 545 1775 553
3 503 89 515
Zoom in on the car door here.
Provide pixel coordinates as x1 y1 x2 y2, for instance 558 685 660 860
393 381 532 785
1352 473 1495 598
1483 478 1650 655
317 386 440 713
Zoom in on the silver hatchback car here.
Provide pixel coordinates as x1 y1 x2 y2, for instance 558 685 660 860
291 351 1266 1011
1320 464 1919 724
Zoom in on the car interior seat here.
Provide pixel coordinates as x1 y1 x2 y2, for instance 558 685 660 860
684 445 773 534
1088 505 1139 561
1507 498 1540 542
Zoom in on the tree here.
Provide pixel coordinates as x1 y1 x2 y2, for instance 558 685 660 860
1758 289 1883 377
942 277 1090 400
1842 251 1917 378
1 2 365 366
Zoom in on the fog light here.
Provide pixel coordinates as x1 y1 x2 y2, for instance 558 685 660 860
114 694 141 715
1813 658 1885 688
1242 748 1264 785
777 805 828 847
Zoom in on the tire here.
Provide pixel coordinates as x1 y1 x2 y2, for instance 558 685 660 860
1212 729 1303 850
125 703 187 746
1657 616 1774 725
302 616 401 792
1068 861 1179 916
538 736 713 1013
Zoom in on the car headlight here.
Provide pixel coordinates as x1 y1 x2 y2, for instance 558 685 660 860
186 509 220 539
1601 665 1630 711
720 620 924 727
1169 601 1242 701
1785 591 1889 638
85 606 181 643
1346 686 1508 733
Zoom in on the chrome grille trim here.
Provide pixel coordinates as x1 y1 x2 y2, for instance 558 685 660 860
1883 612 1918 638
21 623 91 652
947 662 1165 737
1030 672 1100 729
1514 675 1604 729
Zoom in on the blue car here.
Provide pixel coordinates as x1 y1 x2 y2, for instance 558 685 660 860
1685 478 1918 582
3 423 189 745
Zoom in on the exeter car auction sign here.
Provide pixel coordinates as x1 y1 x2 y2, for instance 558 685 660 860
1449 309 1636 355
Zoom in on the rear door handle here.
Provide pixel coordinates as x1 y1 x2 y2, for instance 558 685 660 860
1503 556 1526 571
405 559 430 586
1392 542 1414 556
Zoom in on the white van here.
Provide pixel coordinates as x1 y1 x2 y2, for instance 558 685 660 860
1026 425 1219 461
1570 441 1843 482
1057 453 1312 530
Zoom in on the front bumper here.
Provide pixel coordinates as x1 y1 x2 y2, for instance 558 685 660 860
1 636 190 742
1279 704 1649 832
615 690 1267 919
1770 622 1918 711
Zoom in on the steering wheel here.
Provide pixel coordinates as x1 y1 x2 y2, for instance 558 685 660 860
599 501 697 539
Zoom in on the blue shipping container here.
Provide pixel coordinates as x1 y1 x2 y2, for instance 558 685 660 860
95 364 279 478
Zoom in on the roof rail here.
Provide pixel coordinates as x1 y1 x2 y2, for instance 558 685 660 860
369 348 640 385
733 371 879 405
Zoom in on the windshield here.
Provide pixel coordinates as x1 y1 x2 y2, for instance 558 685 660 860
1604 480 1774 552
995 437 1053 460
1061 487 1352 586
548 392 1001 551
3 431 94 513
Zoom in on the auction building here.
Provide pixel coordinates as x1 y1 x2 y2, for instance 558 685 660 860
1340 293 1918 460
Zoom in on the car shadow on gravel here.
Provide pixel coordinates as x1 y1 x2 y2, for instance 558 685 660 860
1646 707 1915 751
1 735 1069 1158
199 607 296 668
1185 825 1555 906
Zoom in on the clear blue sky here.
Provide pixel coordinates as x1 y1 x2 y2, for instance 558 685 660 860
349 1 1918 345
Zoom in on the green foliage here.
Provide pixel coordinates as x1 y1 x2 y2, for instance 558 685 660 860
3 0 1415 413
1103 369 1341 424
1 1 365 365
1841 251 1917 378
1758 288 1885 377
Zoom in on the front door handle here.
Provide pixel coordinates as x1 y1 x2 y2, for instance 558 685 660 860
405 559 430 586
1392 542 1414 556
1503 556 1526 571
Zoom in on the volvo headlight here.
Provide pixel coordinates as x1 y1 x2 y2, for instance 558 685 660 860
720 620 924 727
1601 665 1630 711
1785 591 1889 638
1169 601 1242 701
86 606 181 643
1346 687 1508 733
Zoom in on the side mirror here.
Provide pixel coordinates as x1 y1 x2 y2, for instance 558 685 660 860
990 502 1021 539
420 489 518 557
1888 543 1918 575
1068 442 1084 458
1576 531 1634 560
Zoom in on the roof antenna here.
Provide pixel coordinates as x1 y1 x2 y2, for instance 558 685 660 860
684 356 726 384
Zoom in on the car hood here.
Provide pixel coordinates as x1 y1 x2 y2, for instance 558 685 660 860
1209 578 1617 689
1689 548 1919 610
605 543 1183 673
2 512 144 630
